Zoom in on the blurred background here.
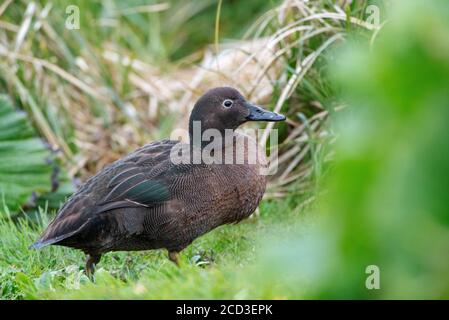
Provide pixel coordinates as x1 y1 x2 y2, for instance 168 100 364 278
1 0 448 299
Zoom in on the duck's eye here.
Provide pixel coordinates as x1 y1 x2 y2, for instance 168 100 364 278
222 99 233 108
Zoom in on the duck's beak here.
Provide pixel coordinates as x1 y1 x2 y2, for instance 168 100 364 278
245 102 286 122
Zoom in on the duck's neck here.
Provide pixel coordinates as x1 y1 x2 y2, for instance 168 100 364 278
188 121 234 149
186 131 264 168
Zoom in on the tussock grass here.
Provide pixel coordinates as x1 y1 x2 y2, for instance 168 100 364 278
0 0 375 194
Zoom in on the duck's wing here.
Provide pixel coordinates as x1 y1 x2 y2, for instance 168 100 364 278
92 165 171 214
31 140 178 249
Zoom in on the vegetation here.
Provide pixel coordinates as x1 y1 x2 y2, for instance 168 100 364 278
0 95 56 212
1 196 308 299
1 0 448 299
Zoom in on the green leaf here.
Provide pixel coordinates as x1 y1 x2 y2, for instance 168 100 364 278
0 95 57 213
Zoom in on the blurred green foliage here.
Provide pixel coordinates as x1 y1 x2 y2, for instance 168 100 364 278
256 0 449 299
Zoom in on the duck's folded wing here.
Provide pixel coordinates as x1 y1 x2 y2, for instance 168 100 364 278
32 174 171 249
93 166 171 214
31 141 178 249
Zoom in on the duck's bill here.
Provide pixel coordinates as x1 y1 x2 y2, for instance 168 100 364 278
245 103 286 122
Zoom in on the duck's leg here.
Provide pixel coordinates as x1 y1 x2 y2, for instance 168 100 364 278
85 254 101 279
168 251 180 266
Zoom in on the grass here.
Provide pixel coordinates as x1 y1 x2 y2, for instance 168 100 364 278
0 196 312 299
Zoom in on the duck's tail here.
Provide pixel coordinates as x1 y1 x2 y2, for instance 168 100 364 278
29 240 47 250
29 231 77 250
29 217 91 250
29 237 61 250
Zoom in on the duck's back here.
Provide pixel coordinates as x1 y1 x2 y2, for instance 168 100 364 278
35 134 267 255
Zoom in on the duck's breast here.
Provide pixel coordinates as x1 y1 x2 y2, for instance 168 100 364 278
210 132 268 223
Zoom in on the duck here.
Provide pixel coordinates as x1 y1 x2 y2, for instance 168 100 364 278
31 87 285 276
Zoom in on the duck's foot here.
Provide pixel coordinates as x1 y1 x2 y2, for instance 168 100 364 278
85 254 101 280
168 251 180 266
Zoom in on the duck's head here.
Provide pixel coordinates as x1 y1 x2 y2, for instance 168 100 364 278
189 87 285 138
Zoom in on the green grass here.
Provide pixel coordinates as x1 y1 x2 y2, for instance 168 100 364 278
0 196 311 299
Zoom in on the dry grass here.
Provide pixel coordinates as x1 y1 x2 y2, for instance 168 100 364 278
0 0 377 197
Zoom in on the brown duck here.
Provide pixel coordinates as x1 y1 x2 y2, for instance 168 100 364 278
31 87 285 276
